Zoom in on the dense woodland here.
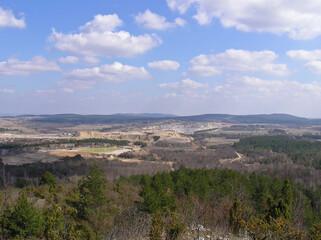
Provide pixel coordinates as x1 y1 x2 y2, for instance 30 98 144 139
234 136 321 169
0 165 319 239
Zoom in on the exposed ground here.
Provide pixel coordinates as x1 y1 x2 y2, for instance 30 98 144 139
1 115 321 187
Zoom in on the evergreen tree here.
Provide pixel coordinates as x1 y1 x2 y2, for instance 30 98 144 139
39 171 57 194
281 179 293 208
77 164 108 218
4 192 44 238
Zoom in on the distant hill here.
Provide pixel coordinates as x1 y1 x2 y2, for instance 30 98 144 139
3 113 321 125
175 113 313 124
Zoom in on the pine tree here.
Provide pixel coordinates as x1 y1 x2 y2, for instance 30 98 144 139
39 171 57 194
4 192 44 238
281 179 293 207
78 164 108 218
280 179 293 220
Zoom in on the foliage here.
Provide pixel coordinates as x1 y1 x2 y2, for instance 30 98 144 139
267 179 293 220
165 211 185 240
43 204 80 240
39 171 57 193
234 135 321 169
229 199 244 235
140 172 176 213
0 166 319 239
246 217 269 240
0 138 129 150
77 165 108 219
150 211 163 240
310 221 321 240
134 141 147 147
269 217 304 240
2 192 44 239
246 217 304 240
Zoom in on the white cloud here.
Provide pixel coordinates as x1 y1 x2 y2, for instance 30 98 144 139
79 14 122 32
211 76 321 98
0 56 60 77
65 62 151 82
0 88 15 94
148 60 180 71
135 9 186 30
190 49 289 76
287 50 321 61
58 56 79 64
159 78 208 90
49 14 161 58
167 0 321 40
167 0 195 14
83 56 100 65
305 61 321 74
189 65 221 77
0 7 25 29
200 76 321 116
287 50 321 74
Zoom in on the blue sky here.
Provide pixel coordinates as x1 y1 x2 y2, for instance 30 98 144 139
1 0 321 117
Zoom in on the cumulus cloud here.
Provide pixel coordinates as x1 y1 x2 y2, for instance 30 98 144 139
287 50 321 74
148 60 180 71
135 9 186 30
190 49 289 76
167 0 321 40
0 88 15 94
58 56 79 64
305 61 321 74
287 50 321 61
83 56 100 65
159 78 208 90
0 6 25 29
49 14 161 58
0 56 60 77
65 62 151 82
79 14 122 32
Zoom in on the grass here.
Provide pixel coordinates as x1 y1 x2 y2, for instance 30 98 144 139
79 147 123 153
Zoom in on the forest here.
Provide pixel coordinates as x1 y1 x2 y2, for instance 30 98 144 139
0 165 320 239
234 135 321 169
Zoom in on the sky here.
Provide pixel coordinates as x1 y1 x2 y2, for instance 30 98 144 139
2 0 321 117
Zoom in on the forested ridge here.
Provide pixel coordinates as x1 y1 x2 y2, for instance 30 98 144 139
0 166 319 239
234 135 321 169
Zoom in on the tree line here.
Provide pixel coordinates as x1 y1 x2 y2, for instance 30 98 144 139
0 165 319 239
